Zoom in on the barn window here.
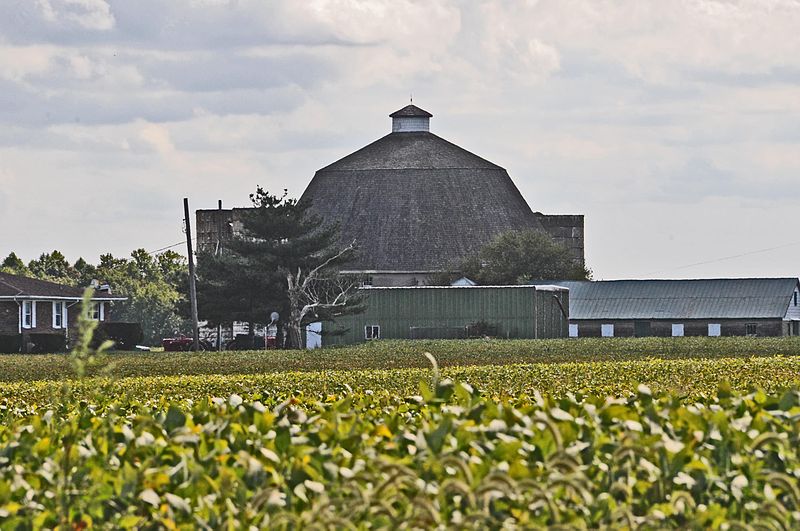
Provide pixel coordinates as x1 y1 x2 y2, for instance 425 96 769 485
568 324 578 337
52 301 66 329
361 276 373 287
601 324 614 337
22 301 35 329
745 323 757 336
708 323 721 337
671 324 684 337
365 325 380 340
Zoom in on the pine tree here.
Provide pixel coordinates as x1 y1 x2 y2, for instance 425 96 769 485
197 187 361 349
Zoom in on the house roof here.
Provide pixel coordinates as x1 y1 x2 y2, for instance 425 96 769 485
301 129 544 271
532 278 800 320
0 272 126 301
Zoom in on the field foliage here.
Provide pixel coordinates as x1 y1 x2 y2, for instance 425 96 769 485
3 338 800 527
2 336 800 382
2 380 800 528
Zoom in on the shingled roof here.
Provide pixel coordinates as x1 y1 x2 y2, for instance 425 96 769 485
532 278 800 320
389 104 433 118
0 272 125 301
301 124 545 271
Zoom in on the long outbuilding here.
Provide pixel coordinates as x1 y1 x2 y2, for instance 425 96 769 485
533 278 800 338
322 284 569 346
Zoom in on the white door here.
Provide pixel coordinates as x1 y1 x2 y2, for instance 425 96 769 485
306 322 322 349
601 324 614 337
672 324 684 337
708 323 721 337
568 324 578 338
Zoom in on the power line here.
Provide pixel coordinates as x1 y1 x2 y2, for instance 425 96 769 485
641 239 800 276
147 241 185 255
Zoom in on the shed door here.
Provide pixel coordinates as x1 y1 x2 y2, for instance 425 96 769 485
601 324 614 337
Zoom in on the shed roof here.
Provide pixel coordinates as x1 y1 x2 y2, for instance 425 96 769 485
531 278 799 320
0 272 125 301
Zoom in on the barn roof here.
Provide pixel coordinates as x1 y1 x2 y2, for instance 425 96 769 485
301 119 544 271
0 272 125 301
533 278 800 320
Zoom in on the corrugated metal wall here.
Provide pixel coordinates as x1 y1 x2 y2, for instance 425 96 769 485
327 286 568 345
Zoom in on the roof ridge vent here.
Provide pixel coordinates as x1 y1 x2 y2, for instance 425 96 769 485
390 104 432 133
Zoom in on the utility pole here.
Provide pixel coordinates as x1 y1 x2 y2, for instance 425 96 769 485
216 199 223 352
183 197 200 351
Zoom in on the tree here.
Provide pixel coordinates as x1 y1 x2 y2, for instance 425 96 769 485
94 250 189 345
28 250 77 284
461 229 590 285
73 257 97 287
198 187 362 349
1 252 31 276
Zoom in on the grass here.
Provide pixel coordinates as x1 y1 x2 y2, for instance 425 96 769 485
2 336 800 382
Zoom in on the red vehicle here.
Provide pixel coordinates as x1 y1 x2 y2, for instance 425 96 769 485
162 335 212 351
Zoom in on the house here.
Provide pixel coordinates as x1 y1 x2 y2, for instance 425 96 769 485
323 284 569 346
0 272 126 352
534 278 800 338
196 104 584 286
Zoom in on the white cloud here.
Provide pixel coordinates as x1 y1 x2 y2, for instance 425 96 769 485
36 0 115 31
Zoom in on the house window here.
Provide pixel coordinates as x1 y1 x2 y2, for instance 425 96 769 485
568 323 578 338
22 301 35 329
708 323 721 337
671 324 684 337
90 302 104 321
365 325 380 340
745 323 757 337
52 301 66 329
601 324 614 337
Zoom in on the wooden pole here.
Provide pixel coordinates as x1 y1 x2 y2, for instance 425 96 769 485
216 199 223 352
183 197 200 351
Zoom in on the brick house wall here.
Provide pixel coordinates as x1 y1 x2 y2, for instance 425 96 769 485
0 301 19 335
0 299 112 344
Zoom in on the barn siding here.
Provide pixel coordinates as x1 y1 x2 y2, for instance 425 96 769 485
327 286 567 345
785 287 800 320
573 319 786 338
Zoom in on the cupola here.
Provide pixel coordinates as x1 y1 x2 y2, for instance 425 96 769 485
389 104 432 132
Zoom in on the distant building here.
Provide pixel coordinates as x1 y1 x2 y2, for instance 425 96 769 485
197 104 584 286
534 278 800 338
0 272 126 352
324 284 569 346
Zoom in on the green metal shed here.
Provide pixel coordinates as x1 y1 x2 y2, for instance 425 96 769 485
325 285 569 346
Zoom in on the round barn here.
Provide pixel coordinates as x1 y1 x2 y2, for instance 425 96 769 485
299 104 583 287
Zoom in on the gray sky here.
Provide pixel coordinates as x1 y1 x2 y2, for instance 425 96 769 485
1 0 799 280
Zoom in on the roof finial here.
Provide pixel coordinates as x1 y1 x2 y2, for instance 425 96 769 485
410 93 413 103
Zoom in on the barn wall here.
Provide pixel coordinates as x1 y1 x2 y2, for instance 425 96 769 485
785 287 800 320
535 214 585 266
572 319 786 338
327 287 568 346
